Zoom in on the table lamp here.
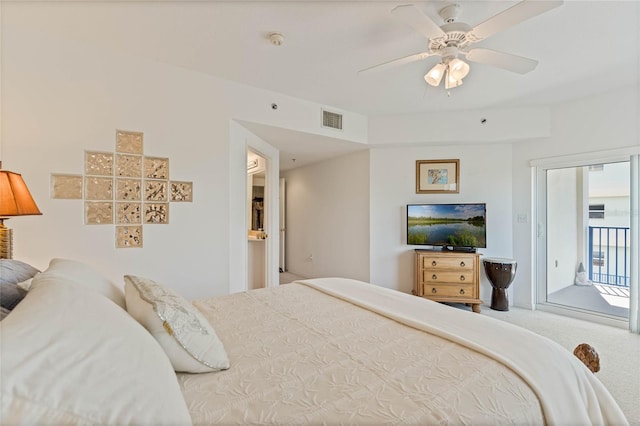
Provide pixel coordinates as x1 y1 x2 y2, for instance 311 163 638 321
0 163 42 259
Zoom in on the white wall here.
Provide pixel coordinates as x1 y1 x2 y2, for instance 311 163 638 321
283 149 370 281
1 17 367 300
369 144 513 302
368 107 550 145
3 24 233 300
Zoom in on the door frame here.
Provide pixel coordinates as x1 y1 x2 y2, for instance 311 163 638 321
246 143 279 290
229 121 280 294
531 147 639 329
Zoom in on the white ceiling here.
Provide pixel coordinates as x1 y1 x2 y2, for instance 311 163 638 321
6 1 639 169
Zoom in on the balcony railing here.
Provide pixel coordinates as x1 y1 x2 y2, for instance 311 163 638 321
588 226 630 287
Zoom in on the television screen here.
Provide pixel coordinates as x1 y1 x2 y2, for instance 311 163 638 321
407 203 486 248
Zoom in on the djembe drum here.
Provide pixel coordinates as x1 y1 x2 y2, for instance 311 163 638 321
482 258 517 311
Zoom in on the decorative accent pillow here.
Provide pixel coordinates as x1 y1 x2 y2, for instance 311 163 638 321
0 283 28 310
1 274 192 424
0 259 40 286
124 275 230 373
0 260 39 313
0 306 11 320
30 258 125 309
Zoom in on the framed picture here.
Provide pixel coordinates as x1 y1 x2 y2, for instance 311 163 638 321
416 159 459 194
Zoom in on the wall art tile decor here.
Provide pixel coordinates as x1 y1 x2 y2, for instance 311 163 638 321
170 181 193 202
116 178 142 201
144 203 169 224
116 225 143 248
85 202 113 225
144 156 169 180
144 180 167 202
116 130 143 155
85 177 114 200
51 129 192 248
116 154 143 177
51 174 83 199
85 151 114 176
116 202 142 224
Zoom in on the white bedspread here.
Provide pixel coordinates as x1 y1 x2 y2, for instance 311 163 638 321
299 278 628 425
179 278 627 425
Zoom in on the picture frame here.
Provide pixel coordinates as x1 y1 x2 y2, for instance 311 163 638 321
416 159 459 194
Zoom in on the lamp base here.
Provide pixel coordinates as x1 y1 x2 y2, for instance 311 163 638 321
0 219 13 259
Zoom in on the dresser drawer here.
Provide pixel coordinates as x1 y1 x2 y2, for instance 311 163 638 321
422 270 474 284
420 256 473 271
414 251 482 313
423 283 475 298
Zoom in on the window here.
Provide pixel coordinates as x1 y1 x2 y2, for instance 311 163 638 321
589 204 605 219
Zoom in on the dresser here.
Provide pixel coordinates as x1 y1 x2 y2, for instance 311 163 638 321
413 250 482 313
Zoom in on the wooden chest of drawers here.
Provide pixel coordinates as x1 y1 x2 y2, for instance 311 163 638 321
414 250 482 313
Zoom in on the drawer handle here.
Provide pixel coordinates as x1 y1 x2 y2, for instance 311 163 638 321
460 289 465 295
460 275 465 281
460 261 465 267
431 261 437 266
431 288 437 294
432 274 438 280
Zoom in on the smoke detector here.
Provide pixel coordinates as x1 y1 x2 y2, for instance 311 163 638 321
268 32 284 46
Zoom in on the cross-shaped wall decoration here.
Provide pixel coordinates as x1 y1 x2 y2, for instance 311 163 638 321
50 130 193 248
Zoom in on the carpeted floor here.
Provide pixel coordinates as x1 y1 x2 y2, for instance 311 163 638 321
481 305 640 425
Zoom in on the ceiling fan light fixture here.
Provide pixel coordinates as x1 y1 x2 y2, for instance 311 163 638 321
424 62 446 86
448 58 470 80
444 67 464 90
364 1 564 89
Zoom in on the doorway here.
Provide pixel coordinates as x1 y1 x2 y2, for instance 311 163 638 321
541 161 631 320
247 149 267 290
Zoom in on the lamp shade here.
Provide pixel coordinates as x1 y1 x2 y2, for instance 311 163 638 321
444 73 463 90
448 58 470 80
0 170 42 217
424 62 446 87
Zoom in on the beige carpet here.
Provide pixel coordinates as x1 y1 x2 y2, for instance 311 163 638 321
481 305 640 425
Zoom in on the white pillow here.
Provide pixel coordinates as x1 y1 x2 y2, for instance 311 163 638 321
31 258 125 308
124 275 230 373
1 274 192 425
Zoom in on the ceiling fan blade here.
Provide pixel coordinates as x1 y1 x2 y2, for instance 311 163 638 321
470 0 563 41
465 48 538 74
391 4 446 40
358 51 433 74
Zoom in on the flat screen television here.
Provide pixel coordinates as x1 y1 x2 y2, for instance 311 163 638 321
407 203 486 249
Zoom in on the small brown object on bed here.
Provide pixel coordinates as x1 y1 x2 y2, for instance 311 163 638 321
573 343 600 373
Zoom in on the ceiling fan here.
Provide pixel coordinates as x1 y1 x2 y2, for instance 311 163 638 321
360 0 564 89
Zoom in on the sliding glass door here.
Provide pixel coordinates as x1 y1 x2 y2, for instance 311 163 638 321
534 149 639 332
544 162 630 319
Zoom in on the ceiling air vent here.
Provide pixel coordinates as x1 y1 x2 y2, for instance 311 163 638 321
322 109 343 130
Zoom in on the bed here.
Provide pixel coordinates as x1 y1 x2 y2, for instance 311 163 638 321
0 258 629 425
